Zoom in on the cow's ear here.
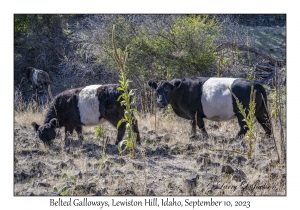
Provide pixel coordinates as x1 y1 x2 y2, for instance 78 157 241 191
148 81 158 89
173 79 182 89
31 122 40 132
50 118 58 128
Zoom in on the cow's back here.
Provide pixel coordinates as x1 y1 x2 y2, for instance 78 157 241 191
78 85 103 125
201 78 238 121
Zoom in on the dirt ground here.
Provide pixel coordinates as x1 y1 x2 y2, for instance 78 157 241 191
14 110 286 196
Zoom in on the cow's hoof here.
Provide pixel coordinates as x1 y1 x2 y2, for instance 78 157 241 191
189 134 196 139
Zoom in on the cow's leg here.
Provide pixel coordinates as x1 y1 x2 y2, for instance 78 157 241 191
196 115 208 138
116 122 126 145
256 107 272 137
190 116 197 137
75 125 84 141
132 118 141 145
236 113 248 138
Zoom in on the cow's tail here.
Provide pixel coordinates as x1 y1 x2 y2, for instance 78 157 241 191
259 85 269 115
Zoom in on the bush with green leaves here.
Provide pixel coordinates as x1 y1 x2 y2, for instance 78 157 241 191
104 15 222 80
95 125 105 138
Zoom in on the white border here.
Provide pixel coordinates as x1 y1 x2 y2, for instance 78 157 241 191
5 1 297 209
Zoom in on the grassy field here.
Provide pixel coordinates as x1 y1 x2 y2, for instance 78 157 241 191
14 103 286 196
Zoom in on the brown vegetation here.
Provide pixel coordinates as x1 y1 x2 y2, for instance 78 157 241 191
14 102 286 196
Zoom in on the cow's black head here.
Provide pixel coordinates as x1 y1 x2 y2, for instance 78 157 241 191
148 79 182 108
31 118 58 145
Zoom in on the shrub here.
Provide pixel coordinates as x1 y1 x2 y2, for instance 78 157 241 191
104 15 222 80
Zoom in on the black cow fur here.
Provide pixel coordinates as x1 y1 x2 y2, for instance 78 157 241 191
149 77 271 138
31 84 141 145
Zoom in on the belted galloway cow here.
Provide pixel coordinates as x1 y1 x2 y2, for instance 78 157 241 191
31 84 141 145
26 67 54 100
148 77 271 138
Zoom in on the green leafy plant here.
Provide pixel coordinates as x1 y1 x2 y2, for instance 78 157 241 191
112 25 138 156
60 187 68 196
246 71 255 81
95 125 105 138
105 15 221 79
228 86 257 159
163 104 174 120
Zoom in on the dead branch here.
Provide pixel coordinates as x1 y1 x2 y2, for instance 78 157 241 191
216 42 286 67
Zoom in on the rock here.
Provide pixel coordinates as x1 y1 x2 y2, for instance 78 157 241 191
147 159 156 165
87 151 102 159
21 169 32 178
270 170 286 179
94 188 108 196
232 169 247 182
162 134 172 141
146 189 156 196
231 156 247 165
38 183 51 187
215 152 223 159
132 162 144 170
50 169 61 178
86 169 98 176
199 173 218 181
115 186 136 196
209 124 219 130
184 175 199 191
245 158 255 166
147 130 156 135
185 144 197 152
32 161 46 170
14 170 25 182
74 170 82 179
94 163 100 169
64 139 83 148
170 145 180 155
196 153 211 164
144 134 158 144
74 183 97 195
57 161 67 169
221 165 235 174
254 159 273 172
154 144 168 155
108 157 126 166
199 162 221 171
82 143 101 152
111 169 124 175
223 154 234 164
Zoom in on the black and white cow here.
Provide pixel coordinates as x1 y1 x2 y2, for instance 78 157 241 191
148 77 271 138
27 67 50 91
31 84 141 145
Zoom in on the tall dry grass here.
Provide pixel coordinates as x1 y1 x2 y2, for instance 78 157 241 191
14 95 286 196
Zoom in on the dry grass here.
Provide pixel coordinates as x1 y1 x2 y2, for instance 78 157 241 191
14 102 286 196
